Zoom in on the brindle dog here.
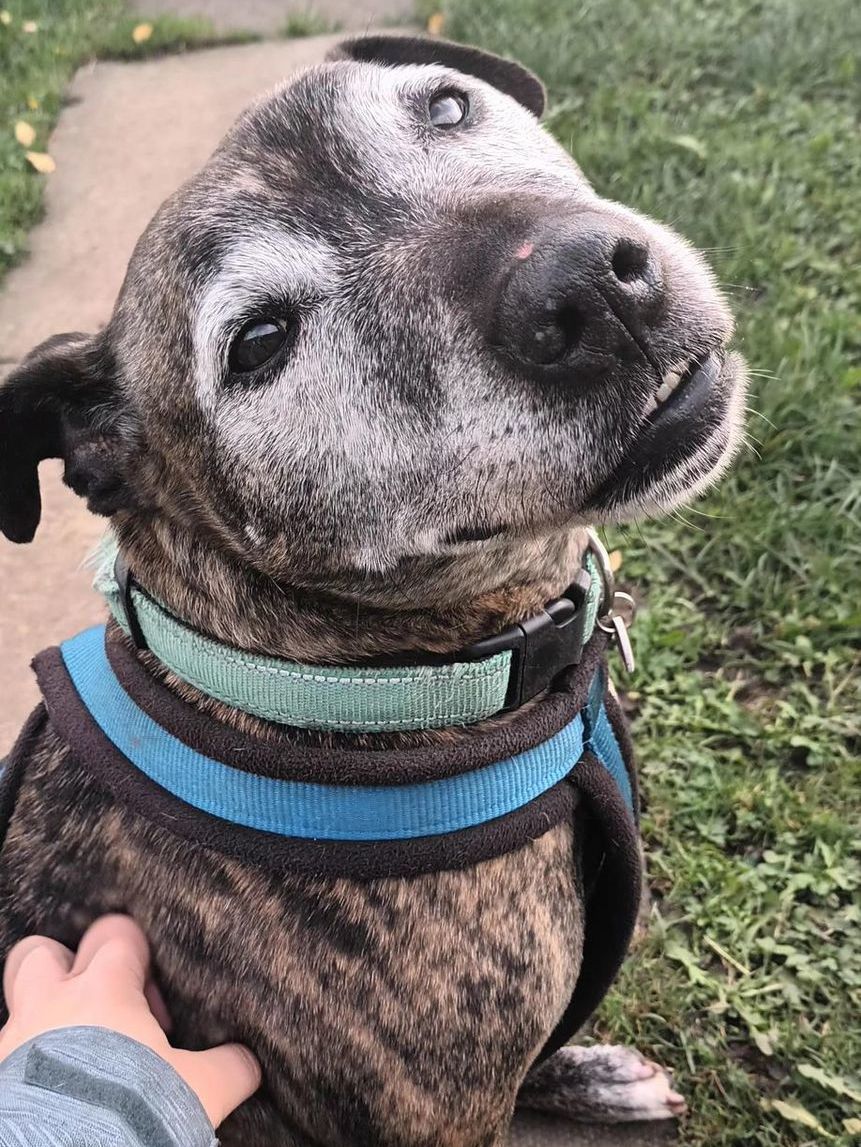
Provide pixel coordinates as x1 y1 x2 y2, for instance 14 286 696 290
0 35 747 1147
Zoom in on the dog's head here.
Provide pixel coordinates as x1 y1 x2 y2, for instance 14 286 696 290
0 35 746 604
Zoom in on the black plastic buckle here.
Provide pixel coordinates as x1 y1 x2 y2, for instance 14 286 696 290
456 567 593 710
113 553 149 652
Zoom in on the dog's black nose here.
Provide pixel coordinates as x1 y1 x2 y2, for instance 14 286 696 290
489 215 664 379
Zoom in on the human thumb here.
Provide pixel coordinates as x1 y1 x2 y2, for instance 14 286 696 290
173 1041 262 1127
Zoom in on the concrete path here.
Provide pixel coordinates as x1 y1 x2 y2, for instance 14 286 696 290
0 28 674 1147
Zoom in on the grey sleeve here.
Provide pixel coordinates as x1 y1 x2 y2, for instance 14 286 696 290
0 1026 218 1147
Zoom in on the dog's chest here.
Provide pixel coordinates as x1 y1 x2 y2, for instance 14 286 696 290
0 719 583 1147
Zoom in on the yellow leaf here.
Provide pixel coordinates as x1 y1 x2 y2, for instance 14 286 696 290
25 150 55 174
768 1099 830 1135
609 549 623 572
426 11 446 34
15 121 36 147
842 1119 861 1135
27 96 40 110
132 22 153 43
21 18 37 33
0 11 11 26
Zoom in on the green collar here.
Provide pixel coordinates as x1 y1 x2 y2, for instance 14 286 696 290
93 534 616 733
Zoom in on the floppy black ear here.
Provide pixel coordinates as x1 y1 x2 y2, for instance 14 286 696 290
0 332 134 543
328 34 546 118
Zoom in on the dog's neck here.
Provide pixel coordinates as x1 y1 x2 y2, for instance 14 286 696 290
110 518 590 666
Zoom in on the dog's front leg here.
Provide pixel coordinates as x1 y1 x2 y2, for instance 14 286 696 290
515 1045 686 1124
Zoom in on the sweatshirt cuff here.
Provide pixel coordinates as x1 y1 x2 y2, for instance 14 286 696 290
1 1026 217 1147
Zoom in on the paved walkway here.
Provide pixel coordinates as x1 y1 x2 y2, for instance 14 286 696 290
0 24 675 1146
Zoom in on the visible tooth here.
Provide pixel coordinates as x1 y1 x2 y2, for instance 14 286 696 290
643 395 659 415
655 379 675 403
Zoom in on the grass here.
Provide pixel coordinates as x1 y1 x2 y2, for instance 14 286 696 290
425 0 861 1141
0 0 257 279
281 10 340 38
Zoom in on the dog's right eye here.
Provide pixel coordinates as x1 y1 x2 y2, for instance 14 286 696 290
428 90 468 128
229 317 293 374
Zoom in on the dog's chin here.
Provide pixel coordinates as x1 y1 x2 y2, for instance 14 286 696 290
584 350 748 523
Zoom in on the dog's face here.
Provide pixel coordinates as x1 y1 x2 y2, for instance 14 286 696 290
0 36 746 601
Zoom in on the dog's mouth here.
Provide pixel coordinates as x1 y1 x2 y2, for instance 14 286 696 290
584 346 739 513
442 523 508 546
641 349 723 427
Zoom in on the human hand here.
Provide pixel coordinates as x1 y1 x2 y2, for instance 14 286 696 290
0 914 260 1127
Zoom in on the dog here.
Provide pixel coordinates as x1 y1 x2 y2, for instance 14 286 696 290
0 34 746 1147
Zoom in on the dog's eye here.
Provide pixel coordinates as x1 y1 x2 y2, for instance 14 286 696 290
229 317 292 373
428 91 468 128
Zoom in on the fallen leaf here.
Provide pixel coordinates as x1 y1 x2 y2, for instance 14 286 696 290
26 96 40 110
132 22 153 43
768 1099 830 1135
21 18 37 33
798 1063 861 1104
0 11 11 26
25 150 55 174
427 11 445 34
609 549 623 572
669 134 708 160
14 121 36 147
752 1029 774 1057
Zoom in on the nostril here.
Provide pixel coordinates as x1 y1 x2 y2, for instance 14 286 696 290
611 238 651 284
524 300 587 365
558 303 586 353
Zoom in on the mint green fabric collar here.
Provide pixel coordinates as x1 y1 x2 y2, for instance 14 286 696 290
93 536 605 733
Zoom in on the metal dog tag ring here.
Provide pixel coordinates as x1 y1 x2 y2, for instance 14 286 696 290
609 613 636 674
597 590 637 674
585 528 616 618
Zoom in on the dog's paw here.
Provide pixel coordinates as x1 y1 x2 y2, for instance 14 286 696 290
516 1043 686 1124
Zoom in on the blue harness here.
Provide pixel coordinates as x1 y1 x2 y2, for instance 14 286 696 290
60 624 633 843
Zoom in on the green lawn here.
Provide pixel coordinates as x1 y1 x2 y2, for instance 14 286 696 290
3 0 860 1141
427 0 861 1141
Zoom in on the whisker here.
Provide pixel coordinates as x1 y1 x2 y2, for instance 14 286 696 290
744 407 777 430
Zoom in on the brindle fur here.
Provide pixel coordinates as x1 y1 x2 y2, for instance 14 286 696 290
0 714 582 1146
0 34 746 1145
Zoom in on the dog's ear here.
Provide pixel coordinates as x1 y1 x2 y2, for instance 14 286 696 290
0 331 135 543
328 34 546 118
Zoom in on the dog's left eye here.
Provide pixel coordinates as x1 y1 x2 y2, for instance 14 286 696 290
428 91 468 128
229 317 293 373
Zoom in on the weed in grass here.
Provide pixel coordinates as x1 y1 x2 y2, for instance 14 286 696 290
436 0 860 1142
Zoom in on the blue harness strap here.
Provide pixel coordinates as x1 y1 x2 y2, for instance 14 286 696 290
59 626 633 842
583 667 633 809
